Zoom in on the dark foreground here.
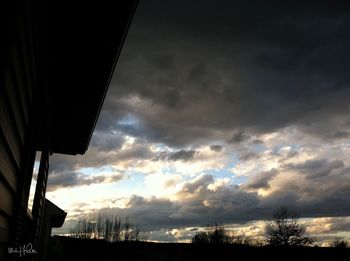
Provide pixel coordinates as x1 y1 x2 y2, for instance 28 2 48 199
49 236 349 261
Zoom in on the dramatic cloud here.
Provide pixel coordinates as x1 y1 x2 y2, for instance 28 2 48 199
284 159 344 179
47 0 350 242
55 161 350 230
168 150 197 161
94 0 350 147
209 145 223 152
47 172 125 192
308 217 350 236
243 170 278 190
153 149 198 162
90 131 125 152
228 131 250 144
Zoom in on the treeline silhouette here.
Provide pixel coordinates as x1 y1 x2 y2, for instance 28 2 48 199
51 236 349 261
70 214 148 242
191 223 260 246
49 207 349 260
192 207 312 247
332 239 348 248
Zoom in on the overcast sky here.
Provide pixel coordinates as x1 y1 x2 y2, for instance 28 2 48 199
41 0 350 244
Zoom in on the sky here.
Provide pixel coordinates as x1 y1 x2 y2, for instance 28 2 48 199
33 0 350 245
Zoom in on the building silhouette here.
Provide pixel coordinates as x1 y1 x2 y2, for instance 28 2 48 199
0 1 138 260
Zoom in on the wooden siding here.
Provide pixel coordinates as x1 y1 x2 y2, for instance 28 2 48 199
0 2 37 250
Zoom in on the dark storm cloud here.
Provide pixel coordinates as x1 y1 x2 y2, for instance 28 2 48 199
47 172 124 192
239 157 350 221
90 131 125 152
48 152 106 174
238 151 259 161
244 170 278 190
48 141 154 173
97 0 350 147
227 130 250 144
168 150 197 161
253 139 264 144
152 149 198 162
209 145 223 152
331 131 350 139
84 187 266 230
284 159 344 179
178 174 213 195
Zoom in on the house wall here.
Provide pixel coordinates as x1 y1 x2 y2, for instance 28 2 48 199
0 2 39 259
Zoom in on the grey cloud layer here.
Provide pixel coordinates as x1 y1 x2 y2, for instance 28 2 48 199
92 0 350 147
77 156 350 230
47 172 124 192
47 147 200 191
167 150 197 161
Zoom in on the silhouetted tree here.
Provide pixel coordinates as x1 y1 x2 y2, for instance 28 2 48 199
265 207 314 247
192 231 209 244
70 214 147 242
70 215 96 239
123 218 131 241
192 224 234 244
112 216 122 242
96 214 104 239
332 239 348 248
